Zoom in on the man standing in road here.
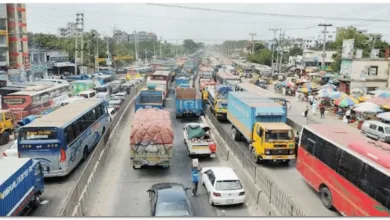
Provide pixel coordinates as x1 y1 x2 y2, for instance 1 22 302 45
320 104 325 119
191 159 201 196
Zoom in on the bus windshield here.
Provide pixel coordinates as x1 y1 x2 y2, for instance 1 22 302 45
265 130 293 141
3 96 27 105
19 127 58 141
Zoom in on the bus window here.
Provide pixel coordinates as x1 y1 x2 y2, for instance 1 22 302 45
65 125 76 144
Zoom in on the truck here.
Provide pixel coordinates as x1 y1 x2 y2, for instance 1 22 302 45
0 158 44 216
206 85 232 119
130 108 174 169
135 84 164 111
183 123 216 158
175 87 203 118
227 92 295 165
0 110 15 145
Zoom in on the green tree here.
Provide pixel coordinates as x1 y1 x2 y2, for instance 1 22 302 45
289 47 303 56
248 49 273 66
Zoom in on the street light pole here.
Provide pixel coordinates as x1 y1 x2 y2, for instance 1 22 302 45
270 28 279 73
159 37 162 58
249 32 256 55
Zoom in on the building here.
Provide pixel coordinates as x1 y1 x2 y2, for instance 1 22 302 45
29 48 73 76
7 3 29 70
128 31 157 43
0 4 8 71
338 58 390 95
113 30 128 43
57 22 77 38
300 50 337 72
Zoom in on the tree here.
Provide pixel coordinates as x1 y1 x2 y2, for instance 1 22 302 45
289 47 303 56
248 49 273 66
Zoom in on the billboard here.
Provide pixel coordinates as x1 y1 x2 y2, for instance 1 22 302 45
341 39 355 59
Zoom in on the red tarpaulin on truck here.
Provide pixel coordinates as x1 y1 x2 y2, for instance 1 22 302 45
130 108 174 145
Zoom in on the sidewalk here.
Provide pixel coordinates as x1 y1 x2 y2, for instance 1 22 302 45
240 78 359 131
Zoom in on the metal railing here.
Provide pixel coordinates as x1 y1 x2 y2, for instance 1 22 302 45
60 80 146 216
205 108 305 216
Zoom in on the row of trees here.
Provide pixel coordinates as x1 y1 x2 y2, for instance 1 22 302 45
28 31 204 68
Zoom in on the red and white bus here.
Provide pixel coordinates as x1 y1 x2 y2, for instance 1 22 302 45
297 123 390 216
147 71 172 100
3 84 71 120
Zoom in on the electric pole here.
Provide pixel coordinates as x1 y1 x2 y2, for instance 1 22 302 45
270 28 279 73
249 32 256 55
95 32 99 71
134 30 138 61
145 49 148 65
75 12 84 74
318 23 332 70
159 37 162 58
106 35 111 69
279 30 285 73
276 29 282 72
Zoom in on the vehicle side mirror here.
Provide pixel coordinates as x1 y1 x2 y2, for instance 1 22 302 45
185 187 191 191
147 189 151 193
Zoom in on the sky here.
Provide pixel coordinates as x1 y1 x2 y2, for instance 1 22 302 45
26 3 390 44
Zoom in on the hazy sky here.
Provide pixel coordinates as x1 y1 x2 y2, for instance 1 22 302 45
26 3 390 44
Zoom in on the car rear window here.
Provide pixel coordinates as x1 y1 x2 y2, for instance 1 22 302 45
215 180 242 190
156 201 190 216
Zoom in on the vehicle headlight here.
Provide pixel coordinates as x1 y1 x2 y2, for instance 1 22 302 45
289 149 295 155
265 150 270 155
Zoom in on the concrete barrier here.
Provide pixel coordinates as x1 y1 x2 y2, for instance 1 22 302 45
59 81 146 216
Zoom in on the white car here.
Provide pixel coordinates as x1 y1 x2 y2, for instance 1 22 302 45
201 167 245 206
2 140 18 158
107 107 118 121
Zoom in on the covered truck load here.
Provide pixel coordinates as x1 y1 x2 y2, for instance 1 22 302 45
175 76 191 88
0 158 44 216
130 108 174 169
175 87 203 118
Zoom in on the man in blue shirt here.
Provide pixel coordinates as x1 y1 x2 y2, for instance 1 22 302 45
191 166 201 196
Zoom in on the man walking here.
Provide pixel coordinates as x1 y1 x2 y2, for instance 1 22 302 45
320 104 325 119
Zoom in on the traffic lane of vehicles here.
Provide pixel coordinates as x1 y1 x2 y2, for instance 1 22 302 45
219 121 339 216
87 80 251 217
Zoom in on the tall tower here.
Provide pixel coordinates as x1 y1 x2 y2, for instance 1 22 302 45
7 3 29 70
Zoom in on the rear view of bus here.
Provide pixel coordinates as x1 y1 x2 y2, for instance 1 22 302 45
18 99 109 177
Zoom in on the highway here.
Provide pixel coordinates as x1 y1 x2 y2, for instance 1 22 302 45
86 81 255 216
217 83 341 216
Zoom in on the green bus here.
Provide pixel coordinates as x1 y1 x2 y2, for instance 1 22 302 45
71 80 95 95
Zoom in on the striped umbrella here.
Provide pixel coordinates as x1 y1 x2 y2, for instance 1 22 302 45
358 94 372 102
353 105 383 114
335 96 359 107
297 87 309 93
317 89 333 98
329 91 347 100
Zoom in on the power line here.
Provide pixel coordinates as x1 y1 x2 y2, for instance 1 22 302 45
147 3 390 23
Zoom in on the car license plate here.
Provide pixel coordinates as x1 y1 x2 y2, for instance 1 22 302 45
226 199 234 204
210 154 216 158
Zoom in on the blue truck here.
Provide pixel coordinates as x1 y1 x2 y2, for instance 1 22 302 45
227 92 295 164
175 87 202 118
135 84 164 111
0 158 44 216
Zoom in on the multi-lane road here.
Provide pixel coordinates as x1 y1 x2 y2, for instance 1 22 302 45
86 82 255 216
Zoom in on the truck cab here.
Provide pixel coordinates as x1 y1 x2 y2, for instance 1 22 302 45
251 123 295 164
0 110 15 145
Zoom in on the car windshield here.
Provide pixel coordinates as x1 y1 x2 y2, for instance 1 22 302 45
215 180 242 190
155 201 190 216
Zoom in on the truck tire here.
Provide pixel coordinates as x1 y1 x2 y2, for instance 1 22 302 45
251 147 259 163
0 132 9 145
231 127 241 141
31 195 40 209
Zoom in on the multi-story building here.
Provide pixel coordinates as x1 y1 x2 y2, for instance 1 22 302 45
57 22 77 38
0 4 8 71
128 31 158 43
7 3 29 70
113 30 128 43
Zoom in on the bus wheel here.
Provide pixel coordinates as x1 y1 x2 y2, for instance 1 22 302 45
102 127 106 134
320 186 333 209
0 132 9 145
82 146 89 161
